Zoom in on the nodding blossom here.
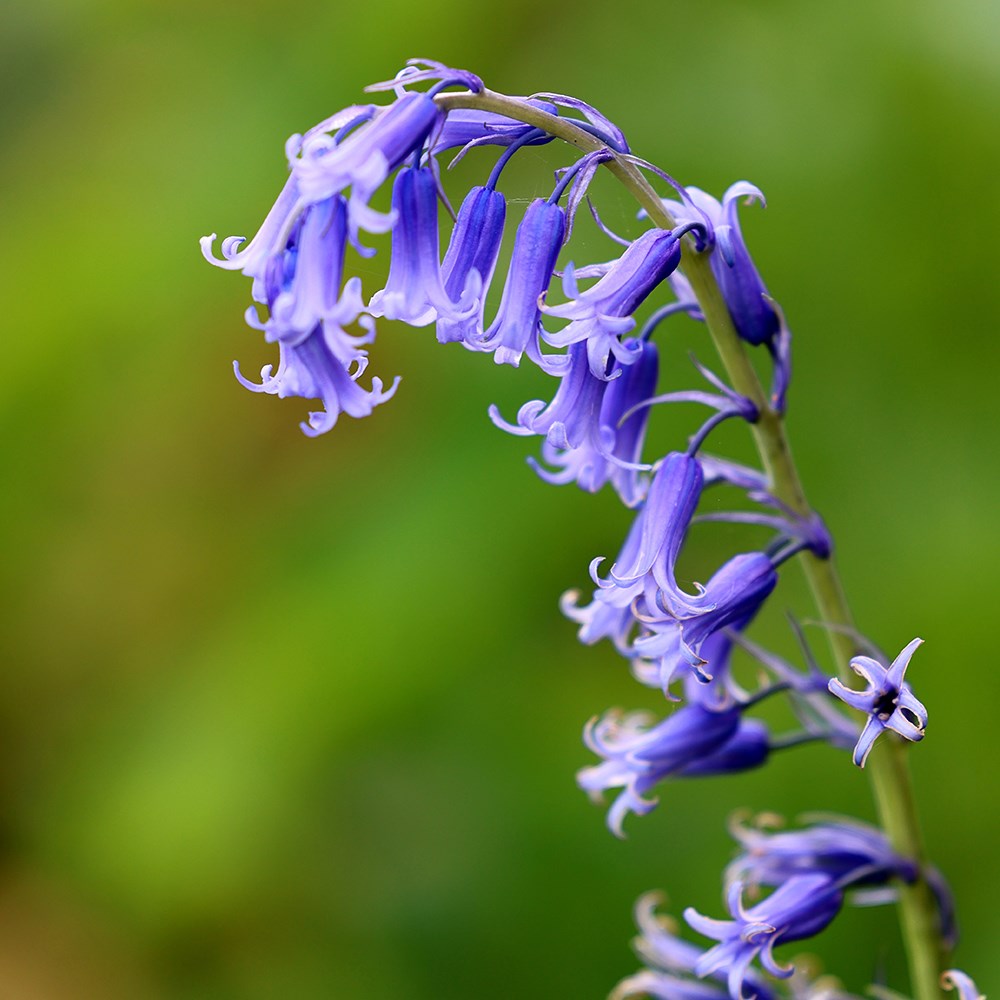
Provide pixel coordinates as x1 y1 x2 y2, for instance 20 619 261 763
613 894 777 1000
436 184 507 345
685 876 845 1000
541 227 683 378
478 197 567 370
667 183 779 348
578 704 769 836
488 337 657 504
367 166 476 326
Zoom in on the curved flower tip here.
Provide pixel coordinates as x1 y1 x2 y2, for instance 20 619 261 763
942 971 984 1000
828 638 927 768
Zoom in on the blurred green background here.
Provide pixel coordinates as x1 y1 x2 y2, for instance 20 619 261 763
2 0 998 996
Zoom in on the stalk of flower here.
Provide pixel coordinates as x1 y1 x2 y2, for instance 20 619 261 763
201 62 972 1000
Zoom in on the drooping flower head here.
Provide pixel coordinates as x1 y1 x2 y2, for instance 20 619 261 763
726 814 919 890
578 704 769 836
541 227 684 378
613 894 777 1000
563 452 705 659
478 197 567 370
685 876 845 1000
436 184 507 345
367 165 477 327
229 195 398 435
488 337 658 504
666 183 779 348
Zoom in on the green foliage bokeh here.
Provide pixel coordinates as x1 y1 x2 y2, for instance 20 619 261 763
1 0 998 995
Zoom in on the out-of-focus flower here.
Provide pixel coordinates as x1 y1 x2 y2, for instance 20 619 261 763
685 876 844 1000
578 704 769 836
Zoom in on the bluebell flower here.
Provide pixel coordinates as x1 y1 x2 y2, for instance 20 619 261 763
828 638 927 767
542 228 682 378
614 894 776 1000
478 198 567 370
367 166 476 327
942 971 984 1000
561 454 704 657
578 704 770 836
685 876 845 1000
726 815 918 890
229 195 398 435
664 183 779 348
562 452 703 661
631 552 779 693
488 337 657 504
291 91 442 234
436 184 507 345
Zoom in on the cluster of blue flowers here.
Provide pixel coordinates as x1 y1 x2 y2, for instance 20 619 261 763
203 61 979 1000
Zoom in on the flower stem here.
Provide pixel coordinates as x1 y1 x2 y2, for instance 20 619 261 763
436 88 949 999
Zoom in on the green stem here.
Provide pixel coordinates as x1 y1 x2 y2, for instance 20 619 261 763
436 89 949 998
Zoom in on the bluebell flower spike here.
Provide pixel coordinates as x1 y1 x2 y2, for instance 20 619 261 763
828 638 928 767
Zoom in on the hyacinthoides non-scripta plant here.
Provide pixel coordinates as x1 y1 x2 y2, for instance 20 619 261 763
201 61 982 1000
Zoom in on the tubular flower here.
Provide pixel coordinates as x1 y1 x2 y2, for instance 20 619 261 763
488 337 657 503
613 894 776 1000
367 166 476 327
542 228 682 378
828 638 927 767
291 91 441 234
578 704 769 836
561 452 704 661
436 185 507 345
478 198 566 370
664 183 779 348
231 195 398 434
685 876 845 1000
726 815 919 890
631 552 779 693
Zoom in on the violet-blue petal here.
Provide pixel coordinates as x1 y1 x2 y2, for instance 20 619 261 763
437 185 507 345
292 91 441 224
430 100 557 153
479 198 566 370
828 638 927 767
368 166 475 327
542 228 682 378
686 876 844 1000
578 704 743 836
